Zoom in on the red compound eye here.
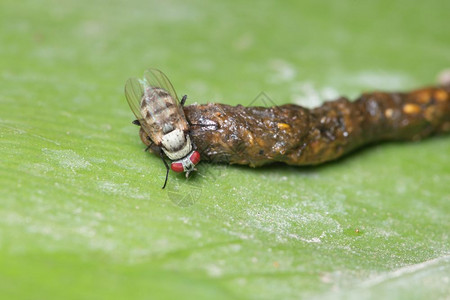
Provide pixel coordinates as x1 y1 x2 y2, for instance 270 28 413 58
171 162 184 173
189 151 201 165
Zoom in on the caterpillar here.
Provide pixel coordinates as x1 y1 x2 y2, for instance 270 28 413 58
182 82 450 167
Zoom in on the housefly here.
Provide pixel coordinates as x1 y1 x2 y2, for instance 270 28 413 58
125 69 200 189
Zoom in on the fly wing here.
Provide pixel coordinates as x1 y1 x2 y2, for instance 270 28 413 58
143 69 187 119
125 76 163 145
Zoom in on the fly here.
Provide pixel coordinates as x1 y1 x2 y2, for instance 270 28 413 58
125 69 200 189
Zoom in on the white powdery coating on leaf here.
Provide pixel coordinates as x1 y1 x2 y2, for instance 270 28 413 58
291 82 340 108
268 59 297 83
359 255 450 288
42 148 91 171
292 70 414 108
438 69 450 86
98 181 147 199
347 71 415 90
244 201 343 243
205 263 224 277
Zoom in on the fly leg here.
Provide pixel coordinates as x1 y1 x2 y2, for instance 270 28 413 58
181 95 219 129
189 123 218 128
185 116 219 129
180 95 187 107
159 148 170 189
144 137 153 152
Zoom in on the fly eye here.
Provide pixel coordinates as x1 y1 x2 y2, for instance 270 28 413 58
189 151 201 165
171 162 184 173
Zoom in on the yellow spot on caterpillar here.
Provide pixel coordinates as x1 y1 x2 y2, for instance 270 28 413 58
385 108 394 118
403 104 421 114
247 131 254 145
277 123 291 130
434 90 448 102
416 91 431 103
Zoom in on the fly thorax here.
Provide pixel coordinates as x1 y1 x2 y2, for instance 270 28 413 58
161 129 192 160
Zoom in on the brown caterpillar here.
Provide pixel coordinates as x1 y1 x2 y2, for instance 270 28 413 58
181 83 450 167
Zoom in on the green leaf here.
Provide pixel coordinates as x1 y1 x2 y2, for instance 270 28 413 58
1 0 449 299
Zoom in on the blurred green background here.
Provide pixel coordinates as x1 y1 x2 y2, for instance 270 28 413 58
1 0 449 299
